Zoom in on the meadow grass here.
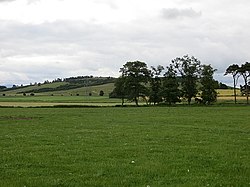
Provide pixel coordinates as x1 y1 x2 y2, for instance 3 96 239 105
0 106 249 186
0 95 122 107
0 96 120 103
0 88 248 107
0 93 248 108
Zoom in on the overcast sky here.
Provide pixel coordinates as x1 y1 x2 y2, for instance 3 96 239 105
0 0 249 86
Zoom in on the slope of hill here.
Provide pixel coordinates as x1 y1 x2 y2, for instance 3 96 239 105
0 76 116 96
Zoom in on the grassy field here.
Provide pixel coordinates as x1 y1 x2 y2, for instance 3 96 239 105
0 96 120 103
0 88 248 108
1 80 248 107
0 96 124 107
0 106 249 186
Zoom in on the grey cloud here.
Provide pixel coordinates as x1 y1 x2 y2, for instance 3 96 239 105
27 0 40 4
93 0 118 9
1 7 250 86
0 0 40 4
161 8 202 19
0 20 125 84
0 0 15 2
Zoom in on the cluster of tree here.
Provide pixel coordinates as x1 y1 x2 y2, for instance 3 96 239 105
225 62 250 104
215 81 229 89
110 55 218 106
0 86 7 90
17 84 85 94
64 76 115 86
30 76 115 87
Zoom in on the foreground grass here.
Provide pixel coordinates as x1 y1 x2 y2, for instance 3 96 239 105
0 107 249 186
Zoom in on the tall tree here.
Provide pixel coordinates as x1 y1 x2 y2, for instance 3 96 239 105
238 62 250 104
119 61 151 106
110 76 127 106
161 64 182 105
149 65 164 105
200 64 217 104
173 55 201 105
224 64 240 104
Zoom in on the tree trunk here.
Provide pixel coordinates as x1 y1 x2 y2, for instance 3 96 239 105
121 97 124 106
245 81 249 104
244 77 249 104
188 97 191 105
135 97 139 106
233 77 237 104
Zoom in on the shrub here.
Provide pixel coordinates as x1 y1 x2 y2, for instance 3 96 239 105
99 90 104 96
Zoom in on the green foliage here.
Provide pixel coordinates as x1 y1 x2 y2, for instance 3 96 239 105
120 61 151 106
200 65 217 104
111 56 224 106
218 82 229 89
224 64 240 104
99 90 104 96
161 64 182 105
0 86 7 90
173 55 201 104
0 107 249 186
109 76 127 105
225 64 240 76
238 62 250 104
224 63 250 104
149 65 164 105
64 76 116 86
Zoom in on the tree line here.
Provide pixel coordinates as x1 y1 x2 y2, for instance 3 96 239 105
225 62 250 104
110 55 218 106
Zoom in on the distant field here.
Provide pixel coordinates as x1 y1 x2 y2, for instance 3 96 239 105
217 89 242 97
0 107 249 186
0 88 248 107
0 96 120 103
0 96 124 107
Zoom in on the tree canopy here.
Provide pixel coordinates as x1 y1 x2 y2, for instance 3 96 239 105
224 62 250 104
112 55 220 106
200 64 217 104
119 61 151 106
172 55 201 105
225 64 240 104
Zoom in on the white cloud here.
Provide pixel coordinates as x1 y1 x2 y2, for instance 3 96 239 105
0 0 250 85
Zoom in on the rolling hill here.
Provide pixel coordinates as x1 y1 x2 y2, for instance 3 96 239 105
0 76 116 96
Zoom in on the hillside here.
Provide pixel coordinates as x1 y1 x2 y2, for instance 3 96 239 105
0 76 116 96
0 75 233 98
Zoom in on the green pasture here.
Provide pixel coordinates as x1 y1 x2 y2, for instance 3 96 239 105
0 96 120 103
0 95 123 107
0 106 249 186
0 87 248 108
0 87 248 107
